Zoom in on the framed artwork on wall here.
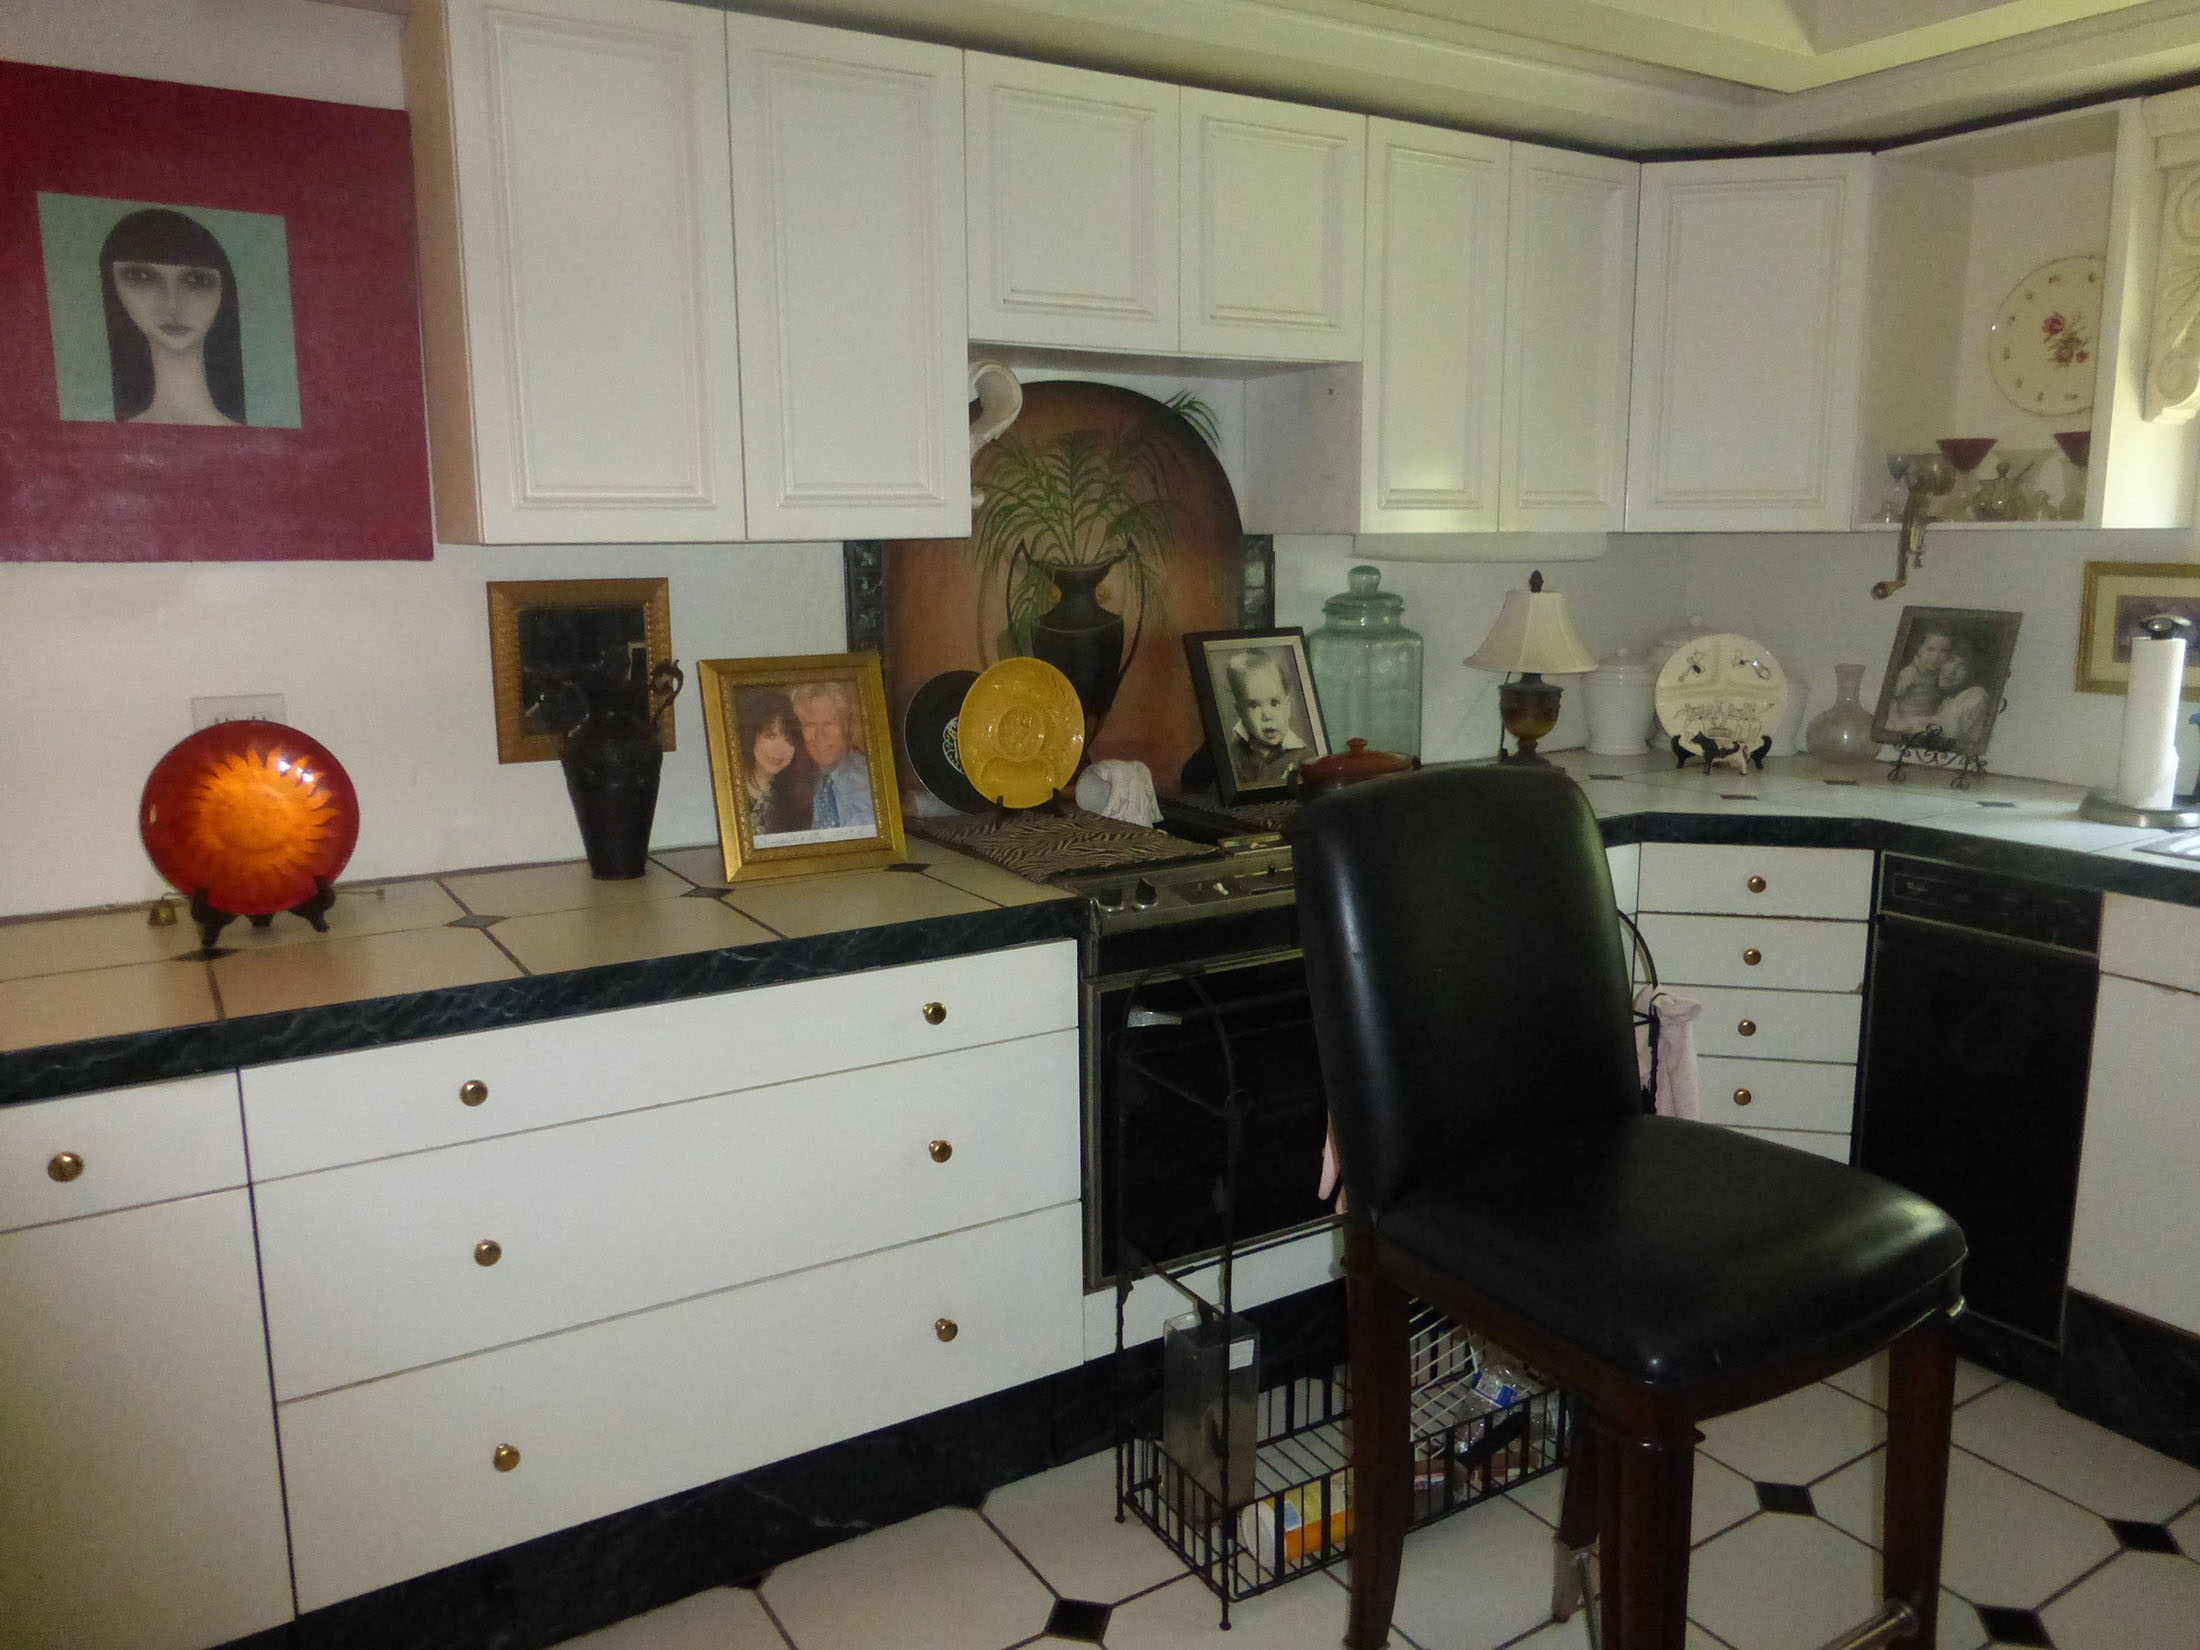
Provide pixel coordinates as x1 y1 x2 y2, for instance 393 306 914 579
2077 562 2200 697
0 61 430 561
486 578 675 764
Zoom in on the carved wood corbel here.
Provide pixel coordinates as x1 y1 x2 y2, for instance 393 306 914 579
2144 91 2200 423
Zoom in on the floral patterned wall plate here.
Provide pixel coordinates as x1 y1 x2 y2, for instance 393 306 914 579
957 658 1085 809
140 720 359 915
1987 255 2105 418
1654 634 1788 753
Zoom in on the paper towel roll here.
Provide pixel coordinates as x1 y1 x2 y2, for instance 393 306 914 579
2114 633 2188 809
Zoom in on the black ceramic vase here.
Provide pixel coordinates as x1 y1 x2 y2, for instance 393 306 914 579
560 660 684 879
1031 559 1129 716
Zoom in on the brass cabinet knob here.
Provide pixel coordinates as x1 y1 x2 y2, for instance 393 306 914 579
921 1001 947 1025
493 1444 520 1472
475 1239 503 1267
928 1139 953 1163
1747 875 1767 893
47 1152 85 1183
1742 947 1763 965
1737 1019 1758 1037
1733 1087 1754 1107
460 1080 489 1107
935 1317 959 1342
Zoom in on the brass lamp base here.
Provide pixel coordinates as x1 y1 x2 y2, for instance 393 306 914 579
1497 675 1564 766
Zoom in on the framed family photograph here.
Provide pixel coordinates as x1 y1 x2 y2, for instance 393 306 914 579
2077 562 2200 697
697 653 906 883
1183 627 1329 804
487 578 674 764
1870 606 2023 758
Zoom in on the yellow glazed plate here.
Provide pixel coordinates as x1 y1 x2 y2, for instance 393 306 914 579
958 658 1085 808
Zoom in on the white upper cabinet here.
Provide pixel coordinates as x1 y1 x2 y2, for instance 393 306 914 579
964 55 1178 352
406 0 747 544
1180 88 1365 361
1627 154 1871 531
1358 118 1509 531
728 16 971 541
1503 143 1638 531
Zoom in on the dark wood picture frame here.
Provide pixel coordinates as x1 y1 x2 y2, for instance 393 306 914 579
487 578 674 764
1869 605 2023 758
1183 627 1328 804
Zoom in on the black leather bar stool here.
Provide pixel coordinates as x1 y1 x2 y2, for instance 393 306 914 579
1293 765 1966 1650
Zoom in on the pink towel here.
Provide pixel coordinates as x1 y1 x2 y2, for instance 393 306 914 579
1637 991 1703 1121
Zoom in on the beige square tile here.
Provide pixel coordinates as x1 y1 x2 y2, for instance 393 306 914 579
900 840 1074 908
439 860 691 919
2172 1502 2200 1556
1952 1380 2200 1523
199 877 467 952
211 927 519 1018
1822 1355 2005 1412
1504 1619 1735 1650
1690 1512 1975 1650
0 959 217 1052
650 844 735 890
493 896 778 975
546 1587 786 1649
1103 1569 1354 1650
980 1448 1187 1605
721 867 996 938
2042 1551 2200 1650
1814 1445 2118 1609
1698 1382 1885 1486
1503 1453 1756 1547
1388 1494 1567 1650
759 1508 1050 1650
0 906 204 982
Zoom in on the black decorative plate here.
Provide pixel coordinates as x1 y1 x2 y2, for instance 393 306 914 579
904 669 987 812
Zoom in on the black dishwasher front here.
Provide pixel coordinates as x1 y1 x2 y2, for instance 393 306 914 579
1856 856 2100 1365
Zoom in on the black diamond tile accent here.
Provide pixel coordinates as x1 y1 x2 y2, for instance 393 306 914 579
2109 1517 2183 1554
679 884 728 898
1975 800 2018 808
1588 773 1625 781
446 913 503 929
1719 793 1760 801
176 947 233 961
884 861 931 874
1822 779 1861 787
1975 1604 2055 1646
1044 1598 1111 1642
1754 1480 1816 1517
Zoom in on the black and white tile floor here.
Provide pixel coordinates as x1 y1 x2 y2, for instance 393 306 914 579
554 1356 2200 1650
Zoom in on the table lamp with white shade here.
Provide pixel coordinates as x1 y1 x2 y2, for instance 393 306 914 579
1465 570 1599 765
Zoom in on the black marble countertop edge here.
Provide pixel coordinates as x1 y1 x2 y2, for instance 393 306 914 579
0 898 1082 1109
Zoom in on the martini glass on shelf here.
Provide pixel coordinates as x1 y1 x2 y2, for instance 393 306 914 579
1935 437 1997 520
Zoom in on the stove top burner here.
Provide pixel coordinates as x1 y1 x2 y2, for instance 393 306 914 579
1051 843 1295 932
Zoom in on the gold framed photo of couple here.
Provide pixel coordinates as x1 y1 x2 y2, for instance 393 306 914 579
1870 606 2023 758
1183 628 1330 805
697 653 906 884
2075 562 2200 696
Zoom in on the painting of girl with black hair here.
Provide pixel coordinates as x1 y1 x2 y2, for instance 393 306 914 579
100 206 245 426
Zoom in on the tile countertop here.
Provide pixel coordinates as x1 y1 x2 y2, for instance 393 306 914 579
3 751 2196 1108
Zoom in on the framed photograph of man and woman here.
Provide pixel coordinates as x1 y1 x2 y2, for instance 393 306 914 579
697 653 906 883
1870 606 2023 759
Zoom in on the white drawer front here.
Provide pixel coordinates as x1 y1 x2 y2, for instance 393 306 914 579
1698 1056 1855 1134
0 1073 243 1233
1637 912 1866 992
244 941 1077 1178
1638 844 1873 919
259 1031 1078 1398
1688 985 1861 1064
1730 1125 1850 1162
2101 895 2200 995
280 1201 1083 1610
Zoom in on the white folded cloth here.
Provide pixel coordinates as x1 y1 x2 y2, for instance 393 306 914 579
1074 758 1162 826
1637 990 1703 1121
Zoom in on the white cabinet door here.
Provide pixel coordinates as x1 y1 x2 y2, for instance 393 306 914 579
729 16 970 540
965 55 1177 352
2070 974 2200 1337
1626 155 1869 531
407 0 747 543
1180 88 1364 361
1503 143 1637 531
1358 118 1507 531
0 1191 292 1650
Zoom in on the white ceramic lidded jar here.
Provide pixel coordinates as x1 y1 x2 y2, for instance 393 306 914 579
1581 648 1658 755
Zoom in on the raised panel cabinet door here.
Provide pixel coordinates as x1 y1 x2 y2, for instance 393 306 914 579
0 1191 292 1650
1503 144 1637 530
1181 88 1364 361
1358 118 1507 531
1626 154 1869 531
408 0 746 543
729 16 970 540
965 54 1177 351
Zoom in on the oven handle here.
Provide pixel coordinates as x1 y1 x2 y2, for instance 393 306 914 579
1125 1006 1183 1028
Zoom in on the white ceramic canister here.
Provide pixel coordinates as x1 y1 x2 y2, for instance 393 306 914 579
1582 647 1659 755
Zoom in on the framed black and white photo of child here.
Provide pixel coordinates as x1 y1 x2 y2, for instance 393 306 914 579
1870 606 2023 759
1183 628 1330 804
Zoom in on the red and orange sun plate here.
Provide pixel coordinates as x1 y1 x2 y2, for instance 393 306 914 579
140 721 359 915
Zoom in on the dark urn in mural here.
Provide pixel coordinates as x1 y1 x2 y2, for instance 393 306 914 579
560 659 684 879
1029 553 1141 716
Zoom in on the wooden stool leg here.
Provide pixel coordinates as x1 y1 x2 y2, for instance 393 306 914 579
1603 1425 1694 1650
1553 1404 1601 1625
1345 1225 1411 1650
1882 1312 1957 1648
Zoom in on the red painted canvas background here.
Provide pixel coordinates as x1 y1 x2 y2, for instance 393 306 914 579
0 61 431 561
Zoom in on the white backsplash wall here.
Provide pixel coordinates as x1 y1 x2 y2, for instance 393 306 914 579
1272 535 1689 763
0 544 848 918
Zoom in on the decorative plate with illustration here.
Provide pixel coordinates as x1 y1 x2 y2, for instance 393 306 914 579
1987 255 2105 417
140 720 359 915
957 657 1086 809
1654 634 1788 755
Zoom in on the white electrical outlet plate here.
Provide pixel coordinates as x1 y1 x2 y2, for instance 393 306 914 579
192 694 287 729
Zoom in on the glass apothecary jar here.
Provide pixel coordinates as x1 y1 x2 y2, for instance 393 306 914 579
1308 566 1423 757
